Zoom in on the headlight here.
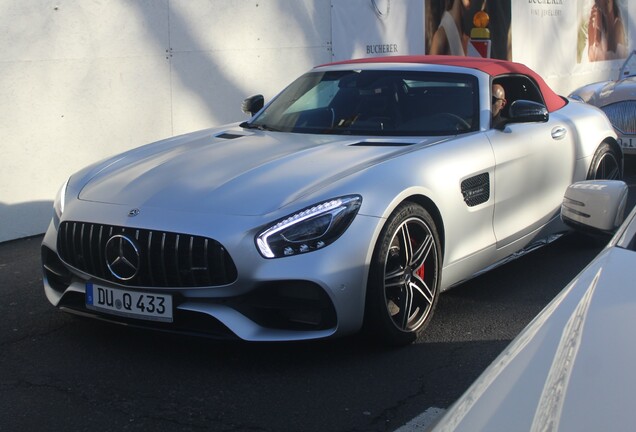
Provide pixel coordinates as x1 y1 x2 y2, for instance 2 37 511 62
256 195 362 258
54 178 70 219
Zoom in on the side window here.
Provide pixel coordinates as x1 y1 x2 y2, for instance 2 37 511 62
493 75 544 119
490 75 545 129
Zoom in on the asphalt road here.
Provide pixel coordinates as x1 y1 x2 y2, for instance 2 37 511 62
2 164 635 432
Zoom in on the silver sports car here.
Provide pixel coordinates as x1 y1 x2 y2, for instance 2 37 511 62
570 50 636 154
42 56 621 345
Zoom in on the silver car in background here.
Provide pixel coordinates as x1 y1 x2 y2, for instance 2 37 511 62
570 51 636 154
42 56 621 345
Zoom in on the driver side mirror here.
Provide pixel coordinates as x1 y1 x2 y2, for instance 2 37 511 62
507 100 549 125
242 94 264 116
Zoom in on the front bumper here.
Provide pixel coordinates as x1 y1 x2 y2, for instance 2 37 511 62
41 207 379 341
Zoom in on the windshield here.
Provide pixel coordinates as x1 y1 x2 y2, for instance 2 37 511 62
619 50 636 79
246 70 479 136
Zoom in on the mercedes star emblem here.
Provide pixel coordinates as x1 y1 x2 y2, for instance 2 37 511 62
104 234 140 281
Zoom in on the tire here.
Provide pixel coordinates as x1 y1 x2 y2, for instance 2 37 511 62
587 142 622 180
365 202 441 346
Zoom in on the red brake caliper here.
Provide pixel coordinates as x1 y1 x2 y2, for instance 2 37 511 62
411 236 426 281
416 263 425 280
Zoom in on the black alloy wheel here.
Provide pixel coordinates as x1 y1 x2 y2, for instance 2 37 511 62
365 202 441 346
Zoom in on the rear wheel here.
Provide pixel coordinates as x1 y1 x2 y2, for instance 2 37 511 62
587 143 622 180
365 202 441 346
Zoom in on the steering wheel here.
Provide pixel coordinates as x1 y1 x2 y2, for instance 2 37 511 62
428 113 471 131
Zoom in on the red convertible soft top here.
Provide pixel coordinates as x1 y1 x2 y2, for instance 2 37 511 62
323 55 566 113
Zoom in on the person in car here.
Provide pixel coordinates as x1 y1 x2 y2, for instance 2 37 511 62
491 83 507 128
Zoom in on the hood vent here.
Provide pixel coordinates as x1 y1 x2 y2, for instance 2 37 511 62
216 132 246 140
349 141 415 147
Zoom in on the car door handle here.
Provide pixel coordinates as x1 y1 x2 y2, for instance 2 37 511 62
551 126 567 140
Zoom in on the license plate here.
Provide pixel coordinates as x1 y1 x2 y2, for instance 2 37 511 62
86 283 173 323
617 136 635 150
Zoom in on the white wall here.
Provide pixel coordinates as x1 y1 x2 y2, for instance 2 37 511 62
0 0 332 242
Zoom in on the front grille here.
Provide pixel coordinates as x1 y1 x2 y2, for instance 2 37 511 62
233 281 337 331
601 101 636 134
57 221 238 288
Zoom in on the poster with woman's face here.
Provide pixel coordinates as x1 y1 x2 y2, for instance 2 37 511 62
578 0 628 62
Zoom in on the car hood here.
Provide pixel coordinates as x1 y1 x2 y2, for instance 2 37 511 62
570 76 636 106
78 127 438 216
433 244 636 431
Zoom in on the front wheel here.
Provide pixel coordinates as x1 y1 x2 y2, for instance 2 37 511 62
365 202 441 346
587 142 622 180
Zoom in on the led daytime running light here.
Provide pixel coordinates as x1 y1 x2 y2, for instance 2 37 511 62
271 198 343 234
257 196 360 258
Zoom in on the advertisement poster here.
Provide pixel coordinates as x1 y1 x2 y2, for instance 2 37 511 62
424 0 511 60
577 0 628 63
331 0 635 92
512 0 631 86
511 0 575 78
331 0 424 61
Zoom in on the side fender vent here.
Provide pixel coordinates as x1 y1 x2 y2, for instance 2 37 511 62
461 173 490 207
